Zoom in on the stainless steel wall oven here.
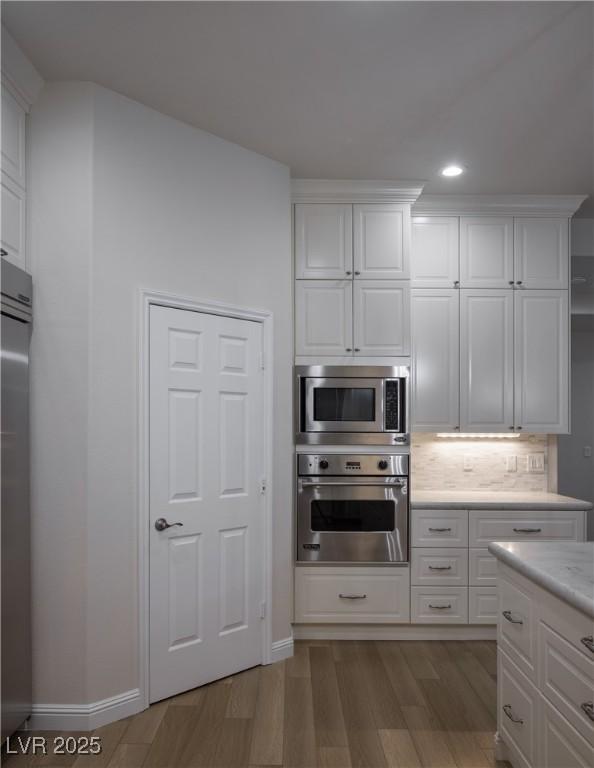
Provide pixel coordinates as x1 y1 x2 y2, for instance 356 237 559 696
297 454 409 564
296 365 409 445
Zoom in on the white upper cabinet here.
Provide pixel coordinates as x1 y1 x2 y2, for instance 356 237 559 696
411 216 459 287
1 175 26 266
460 216 514 288
1 85 26 188
411 289 460 431
353 204 409 280
353 281 410 356
295 280 353 356
295 204 353 279
460 289 514 431
514 218 569 289
515 290 569 433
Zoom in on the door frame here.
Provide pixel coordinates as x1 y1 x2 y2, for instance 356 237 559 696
137 288 274 709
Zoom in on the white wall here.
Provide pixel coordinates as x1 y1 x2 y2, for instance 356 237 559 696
558 328 594 531
29 82 292 706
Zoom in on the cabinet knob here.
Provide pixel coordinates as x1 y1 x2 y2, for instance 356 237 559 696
453 280 460 287
346 348 352 352
509 281 515 285
345 271 352 276
354 348 360 352
354 271 361 276
517 426 522 430
516 281 523 286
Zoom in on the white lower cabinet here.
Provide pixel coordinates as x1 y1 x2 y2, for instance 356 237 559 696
496 562 594 768
541 698 594 768
294 566 410 623
411 586 468 624
411 547 468 586
469 548 497 586
469 586 498 624
499 649 539 768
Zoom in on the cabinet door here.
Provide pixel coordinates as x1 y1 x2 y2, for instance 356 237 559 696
1 174 26 271
460 290 514 431
295 204 352 279
411 216 459 287
353 204 409 279
411 289 459 430
514 290 569 433
353 280 410 356
514 218 569 289
295 280 353 356
1 85 26 188
460 216 513 288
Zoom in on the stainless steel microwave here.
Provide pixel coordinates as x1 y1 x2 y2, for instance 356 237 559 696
295 365 409 445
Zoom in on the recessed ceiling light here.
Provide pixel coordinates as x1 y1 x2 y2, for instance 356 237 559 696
441 164 464 177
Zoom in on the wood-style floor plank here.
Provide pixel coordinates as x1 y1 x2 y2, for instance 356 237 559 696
375 642 427 708
353 643 406 729
309 646 348 749
283 676 316 768
212 718 253 768
143 706 201 768
317 747 352 768
378 729 421 768
106 743 150 768
398 642 439 681
401 707 457 768
248 661 285 766
226 666 260 719
120 701 168 744
178 683 231 767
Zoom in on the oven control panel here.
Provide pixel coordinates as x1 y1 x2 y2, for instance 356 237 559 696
298 453 409 476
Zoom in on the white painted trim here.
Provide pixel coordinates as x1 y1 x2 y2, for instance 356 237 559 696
293 624 496 641
30 689 142 732
413 194 587 217
291 179 425 204
271 636 294 663
1 26 44 110
137 289 275 708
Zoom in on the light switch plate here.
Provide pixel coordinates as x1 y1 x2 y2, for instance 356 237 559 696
528 453 545 473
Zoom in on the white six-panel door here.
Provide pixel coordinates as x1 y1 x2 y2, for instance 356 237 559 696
149 305 264 703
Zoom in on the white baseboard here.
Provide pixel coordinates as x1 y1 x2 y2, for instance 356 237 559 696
30 688 144 732
271 636 294 663
293 624 497 641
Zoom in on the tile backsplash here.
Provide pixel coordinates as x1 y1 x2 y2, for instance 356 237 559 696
411 433 550 492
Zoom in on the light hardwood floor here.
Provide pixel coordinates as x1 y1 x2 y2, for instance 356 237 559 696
3 640 510 768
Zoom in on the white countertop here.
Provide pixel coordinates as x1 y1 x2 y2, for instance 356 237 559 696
488 541 594 619
410 490 593 510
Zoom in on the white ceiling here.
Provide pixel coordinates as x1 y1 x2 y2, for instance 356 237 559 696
3 1 594 209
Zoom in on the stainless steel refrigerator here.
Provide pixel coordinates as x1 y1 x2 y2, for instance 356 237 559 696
1 259 32 742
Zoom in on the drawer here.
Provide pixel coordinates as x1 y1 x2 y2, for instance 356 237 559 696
469 547 497 586
294 566 410 624
411 586 468 624
498 569 537 681
539 622 594 744
411 509 468 547
411 548 468 586
469 509 584 546
498 649 538 768
540 593 594 664
469 586 497 624
540 696 594 768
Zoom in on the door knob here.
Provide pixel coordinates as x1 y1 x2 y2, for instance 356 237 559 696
154 518 183 532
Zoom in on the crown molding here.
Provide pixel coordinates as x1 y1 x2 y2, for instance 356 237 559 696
412 194 588 218
1 25 44 110
291 179 425 204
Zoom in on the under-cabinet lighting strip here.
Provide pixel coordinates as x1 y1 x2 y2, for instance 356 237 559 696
435 433 522 439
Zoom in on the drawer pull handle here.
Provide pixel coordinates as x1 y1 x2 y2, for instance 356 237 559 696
513 527 542 534
428 527 452 532
503 705 524 725
339 593 367 600
429 604 452 610
428 565 452 571
580 702 594 722
502 610 523 625
580 635 594 653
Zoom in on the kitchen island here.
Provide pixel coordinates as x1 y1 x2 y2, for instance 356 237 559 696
489 541 594 768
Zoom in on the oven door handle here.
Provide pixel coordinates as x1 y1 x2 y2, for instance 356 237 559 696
299 480 406 488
